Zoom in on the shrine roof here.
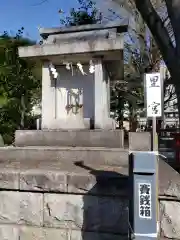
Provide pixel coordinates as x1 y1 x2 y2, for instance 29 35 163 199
18 19 128 61
39 19 128 39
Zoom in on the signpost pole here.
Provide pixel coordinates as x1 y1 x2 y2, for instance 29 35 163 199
152 117 157 151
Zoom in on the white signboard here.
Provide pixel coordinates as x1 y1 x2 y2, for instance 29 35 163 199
139 183 152 219
145 73 162 117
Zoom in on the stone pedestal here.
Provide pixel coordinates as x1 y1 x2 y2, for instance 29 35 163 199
15 129 124 148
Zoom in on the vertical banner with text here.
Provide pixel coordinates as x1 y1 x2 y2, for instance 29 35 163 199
145 73 163 118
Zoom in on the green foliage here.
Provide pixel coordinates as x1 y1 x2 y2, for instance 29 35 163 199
0 29 41 144
114 12 162 128
59 0 102 26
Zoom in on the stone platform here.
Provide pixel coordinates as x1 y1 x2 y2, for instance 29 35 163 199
0 156 179 239
0 131 180 239
15 130 124 148
0 158 129 240
0 146 128 166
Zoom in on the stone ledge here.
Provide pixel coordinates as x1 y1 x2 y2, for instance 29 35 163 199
0 146 128 166
0 154 179 198
0 162 129 196
0 156 179 198
15 130 124 148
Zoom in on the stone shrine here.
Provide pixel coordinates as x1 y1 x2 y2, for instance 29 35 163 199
0 21 179 240
19 21 126 131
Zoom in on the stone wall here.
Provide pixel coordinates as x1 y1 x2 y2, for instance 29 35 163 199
0 162 129 240
160 199 180 239
158 159 180 239
0 164 179 240
0 191 128 240
1 189 179 239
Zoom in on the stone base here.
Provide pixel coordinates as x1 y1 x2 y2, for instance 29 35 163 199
42 117 91 130
0 146 128 166
95 118 116 130
15 129 124 148
129 132 151 151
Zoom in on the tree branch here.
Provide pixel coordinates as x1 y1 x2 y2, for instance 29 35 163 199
134 0 176 75
31 0 47 6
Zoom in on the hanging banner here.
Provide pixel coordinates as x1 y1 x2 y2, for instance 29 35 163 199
145 73 163 118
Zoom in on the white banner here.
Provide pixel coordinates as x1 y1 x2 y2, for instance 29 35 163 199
145 73 162 117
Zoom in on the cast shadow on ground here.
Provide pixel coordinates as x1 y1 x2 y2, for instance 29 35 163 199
74 161 129 240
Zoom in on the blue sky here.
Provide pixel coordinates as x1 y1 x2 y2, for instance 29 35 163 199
0 0 78 41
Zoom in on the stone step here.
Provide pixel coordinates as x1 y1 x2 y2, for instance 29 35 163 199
0 146 129 166
15 130 124 148
0 160 129 196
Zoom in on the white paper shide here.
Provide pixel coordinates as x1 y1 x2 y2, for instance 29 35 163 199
145 73 162 117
